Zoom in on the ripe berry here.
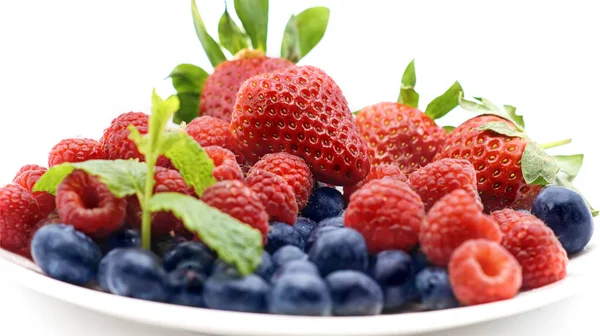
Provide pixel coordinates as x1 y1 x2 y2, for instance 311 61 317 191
301 187 345 223
269 272 333 316
203 273 270 313
204 146 244 181
490 208 534 236
369 250 413 287
254 251 276 281
415 267 459 310
167 267 207 308
344 179 424 253
186 116 245 164
342 163 408 202
272 245 308 268
326 270 384 316
13 165 55 218
265 222 305 254
100 112 148 161
449 239 522 306
308 228 369 276
270 259 320 284
102 228 142 253
294 217 317 244
163 241 215 276
0 183 40 257
246 169 298 225
48 138 104 167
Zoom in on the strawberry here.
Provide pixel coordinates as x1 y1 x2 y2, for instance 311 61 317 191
231 65 370 186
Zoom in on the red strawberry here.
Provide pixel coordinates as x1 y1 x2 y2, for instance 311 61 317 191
230 65 370 186
342 163 407 202
246 169 298 225
0 184 40 258
186 116 245 164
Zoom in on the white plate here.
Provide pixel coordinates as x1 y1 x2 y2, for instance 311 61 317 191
0 230 597 336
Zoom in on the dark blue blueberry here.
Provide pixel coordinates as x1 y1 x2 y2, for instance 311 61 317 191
255 251 275 281
309 228 369 276
269 273 332 316
163 241 215 275
203 274 270 313
415 267 459 310
266 222 305 254
98 248 168 302
294 217 317 243
167 268 206 307
369 250 413 287
305 221 343 251
325 270 383 316
272 245 307 268
410 248 429 275
301 187 346 222
382 285 409 312
211 259 241 277
270 259 320 284
318 216 345 229
531 186 594 254
151 235 189 259
31 224 102 285
102 228 141 253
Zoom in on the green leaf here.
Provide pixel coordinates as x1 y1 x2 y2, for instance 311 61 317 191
191 0 227 67
280 7 329 63
168 64 209 123
280 15 300 63
33 160 147 198
521 142 560 185
503 105 525 129
477 121 528 139
459 96 526 132
397 60 419 108
443 125 456 133
424 81 463 119
553 154 584 179
149 192 263 275
148 90 180 160
218 8 249 55
234 0 268 52
556 175 598 217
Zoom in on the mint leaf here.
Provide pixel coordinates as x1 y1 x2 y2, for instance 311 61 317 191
234 0 268 52
521 142 560 185
218 8 249 55
191 0 227 67
503 105 525 129
424 81 463 119
33 159 147 198
477 121 528 139
281 7 329 63
168 64 209 124
149 90 179 155
397 59 419 108
553 154 584 179
149 192 263 275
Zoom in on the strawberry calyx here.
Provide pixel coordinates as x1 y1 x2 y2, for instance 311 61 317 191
234 48 266 60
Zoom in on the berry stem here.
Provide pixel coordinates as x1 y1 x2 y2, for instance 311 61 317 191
141 158 157 250
539 138 572 150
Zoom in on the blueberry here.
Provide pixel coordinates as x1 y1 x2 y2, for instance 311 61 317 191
531 186 594 254
269 273 332 316
369 250 413 287
266 222 304 254
415 267 459 310
31 224 102 285
167 268 206 307
305 220 343 251
272 245 307 268
301 187 345 222
102 228 142 253
326 270 383 316
270 259 320 284
309 228 369 276
98 248 168 302
203 274 270 313
318 216 345 229
211 259 241 277
410 248 429 275
255 251 276 280
382 285 409 312
294 217 317 243
163 241 215 275
151 235 188 259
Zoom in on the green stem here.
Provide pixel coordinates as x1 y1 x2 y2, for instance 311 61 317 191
141 158 157 249
539 138 572 150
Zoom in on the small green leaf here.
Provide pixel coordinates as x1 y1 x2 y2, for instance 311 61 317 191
397 59 419 108
503 105 525 129
443 125 456 133
149 192 263 275
459 96 526 132
280 7 329 63
280 15 300 63
148 90 179 159
477 121 528 139
168 64 210 124
218 8 249 55
424 81 463 119
521 142 560 185
553 154 584 178
33 160 147 198
191 0 227 67
234 0 268 52
556 175 598 217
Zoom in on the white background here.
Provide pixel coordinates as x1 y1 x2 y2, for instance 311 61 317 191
0 0 599 335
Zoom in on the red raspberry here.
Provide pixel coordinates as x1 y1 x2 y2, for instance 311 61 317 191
13 165 55 218
204 146 244 182
502 218 568 290
100 112 148 160
186 116 245 164
246 169 298 225
409 158 480 212
490 208 534 236
449 239 522 306
342 163 407 202
420 189 502 266
344 179 424 253
56 170 126 238
201 180 269 243
0 184 40 258
249 153 314 210
48 138 105 167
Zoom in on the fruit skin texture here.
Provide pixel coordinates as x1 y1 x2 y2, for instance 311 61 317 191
308 228 369 276
100 112 148 161
531 186 594 255
415 267 459 310
294 217 317 243
420 189 502 266
48 138 105 167
434 115 541 213
203 273 271 313
163 241 215 276
326 270 384 316
246 169 298 225
270 259 320 284
272 245 307 268
231 65 370 186
265 222 305 254
490 208 534 236
186 116 245 164
301 187 345 223
369 250 413 288
13 165 56 218
200 57 295 121
0 184 41 257
344 179 425 253
409 158 480 212
269 272 333 316
343 163 407 203
449 239 522 306
355 102 446 174
502 217 568 290
204 146 244 182
31 224 102 285
167 267 206 308
56 169 126 238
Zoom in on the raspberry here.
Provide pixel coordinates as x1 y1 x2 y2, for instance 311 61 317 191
186 116 245 164
409 158 480 212
342 163 407 202
502 218 568 290
246 169 298 225
344 179 424 253
420 189 502 266
13 165 56 218
100 112 148 160
200 180 269 243
490 208 534 236
56 169 126 238
205 146 244 182
449 239 522 306
48 138 105 167
0 184 40 257
249 153 314 210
